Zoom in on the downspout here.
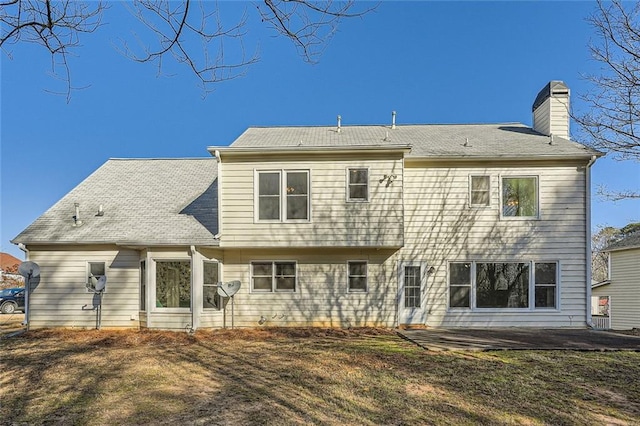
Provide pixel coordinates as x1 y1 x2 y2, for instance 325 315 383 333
17 243 29 329
585 155 597 328
214 150 222 241
190 245 197 333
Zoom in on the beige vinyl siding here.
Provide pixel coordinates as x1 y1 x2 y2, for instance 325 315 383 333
533 99 551 136
400 161 588 327
605 248 640 330
219 153 404 248
27 246 140 329
218 248 397 327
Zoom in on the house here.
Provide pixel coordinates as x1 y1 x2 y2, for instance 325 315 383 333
0 252 24 288
591 232 640 330
12 81 602 330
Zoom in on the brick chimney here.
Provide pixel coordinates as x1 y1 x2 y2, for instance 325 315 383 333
532 81 570 140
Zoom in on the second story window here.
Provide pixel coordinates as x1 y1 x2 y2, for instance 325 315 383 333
256 170 309 222
347 168 369 201
470 175 490 207
501 176 539 218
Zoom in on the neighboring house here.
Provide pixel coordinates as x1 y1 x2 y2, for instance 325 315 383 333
0 252 24 288
12 81 602 330
591 232 640 330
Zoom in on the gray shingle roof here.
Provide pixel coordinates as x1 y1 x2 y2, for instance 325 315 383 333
228 123 600 158
12 158 219 246
605 232 640 252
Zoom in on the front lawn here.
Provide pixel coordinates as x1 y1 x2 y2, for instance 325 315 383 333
1 328 639 425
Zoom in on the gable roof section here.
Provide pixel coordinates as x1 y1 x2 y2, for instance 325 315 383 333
604 232 640 252
12 158 219 247
225 123 600 159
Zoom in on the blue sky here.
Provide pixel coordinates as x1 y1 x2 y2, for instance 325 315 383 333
1 1 639 259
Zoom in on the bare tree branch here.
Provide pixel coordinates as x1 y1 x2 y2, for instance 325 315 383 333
574 0 640 201
1 1 376 99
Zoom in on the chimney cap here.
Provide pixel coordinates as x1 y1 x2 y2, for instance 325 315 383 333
532 80 569 112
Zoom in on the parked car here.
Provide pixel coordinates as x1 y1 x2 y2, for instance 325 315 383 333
0 288 25 314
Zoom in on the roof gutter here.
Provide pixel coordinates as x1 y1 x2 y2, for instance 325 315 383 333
405 153 603 162
207 145 412 157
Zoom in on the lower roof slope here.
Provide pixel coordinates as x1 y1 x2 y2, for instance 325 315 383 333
12 158 219 247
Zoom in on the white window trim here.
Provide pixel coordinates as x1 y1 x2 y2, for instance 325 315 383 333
447 260 561 312
254 169 311 223
202 260 222 311
347 260 368 293
468 175 491 208
346 167 370 203
499 175 540 220
250 260 298 293
85 261 108 293
152 258 192 313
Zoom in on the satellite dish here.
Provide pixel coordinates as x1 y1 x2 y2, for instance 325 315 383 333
217 280 241 297
95 275 107 292
18 261 41 278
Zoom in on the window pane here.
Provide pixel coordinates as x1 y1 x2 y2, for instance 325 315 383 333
349 185 368 200
287 195 308 220
156 261 191 308
203 285 220 309
349 169 368 184
535 286 555 308
259 196 280 220
276 277 296 291
349 262 367 276
253 277 272 291
287 172 308 195
449 263 471 285
203 262 218 285
252 262 272 276
535 263 556 285
471 191 490 206
472 176 489 191
349 277 367 291
502 177 537 217
259 172 280 195
276 262 296 276
140 261 146 311
450 286 470 308
476 263 529 308
90 262 105 276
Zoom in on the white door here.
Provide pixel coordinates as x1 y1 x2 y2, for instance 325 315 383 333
398 262 427 325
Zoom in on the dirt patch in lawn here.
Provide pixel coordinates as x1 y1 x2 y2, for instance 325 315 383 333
2 328 640 425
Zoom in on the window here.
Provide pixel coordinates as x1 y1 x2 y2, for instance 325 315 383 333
404 266 421 308
348 261 367 292
502 176 538 218
347 168 369 201
203 261 221 309
448 261 558 310
86 262 106 293
449 262 471 308
140 260 146 311
156 260 191 308
470 176 490 206
256 170 309 221
251 261 296 292
534 262 557 308
476 262 529 308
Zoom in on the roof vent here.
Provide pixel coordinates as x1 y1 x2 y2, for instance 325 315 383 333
73 203 83 227
96 205 104 217
549 134 555 145
337 115 341 133
464 137 472 147
391 111 397 129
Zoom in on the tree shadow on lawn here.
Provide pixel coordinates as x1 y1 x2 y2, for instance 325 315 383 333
2 329 640 425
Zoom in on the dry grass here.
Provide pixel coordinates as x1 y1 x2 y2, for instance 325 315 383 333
1 328 640 425
0 313 25 335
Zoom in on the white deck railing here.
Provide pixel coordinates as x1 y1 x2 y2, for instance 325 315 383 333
592 315 610 330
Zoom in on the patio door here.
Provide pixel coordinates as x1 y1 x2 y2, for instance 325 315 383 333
398 262 427 325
